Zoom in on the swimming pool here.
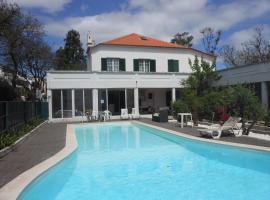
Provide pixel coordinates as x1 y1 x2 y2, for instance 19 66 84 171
19 122 270 200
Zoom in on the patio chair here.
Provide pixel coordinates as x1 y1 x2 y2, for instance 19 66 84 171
91 111 98 121
152 107 169 122
130 108 139 119
198 117 242 139
121 108 129 120
103 110 112 121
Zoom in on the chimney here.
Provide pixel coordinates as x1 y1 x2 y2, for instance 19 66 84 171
87 32 95 52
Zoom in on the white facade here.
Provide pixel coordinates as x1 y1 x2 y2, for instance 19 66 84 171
47 34 214 121
89 45 213 73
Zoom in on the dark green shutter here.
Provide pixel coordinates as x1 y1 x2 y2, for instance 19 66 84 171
168 60 174 72
119 59 126 71
133 59 139 71
150 60 156 72
101 58 107 71
174 60 179 72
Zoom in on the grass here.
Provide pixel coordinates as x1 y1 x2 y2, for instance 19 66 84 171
0 117 44 150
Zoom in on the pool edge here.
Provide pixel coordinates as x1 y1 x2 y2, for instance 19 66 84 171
0 124 78 200
134 121 270 153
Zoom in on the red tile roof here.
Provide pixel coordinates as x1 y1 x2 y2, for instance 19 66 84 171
101 33 185 48
99 33 215 57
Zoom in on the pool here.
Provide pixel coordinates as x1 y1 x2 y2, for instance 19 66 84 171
19 122 270 200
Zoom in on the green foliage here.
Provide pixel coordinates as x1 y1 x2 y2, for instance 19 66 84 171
227 85 265 134
0 117 44 150
171 100 189 117
54 29 86 70
185 56 220 96
171 32 193 47
264 114 270 127
0 78 16 100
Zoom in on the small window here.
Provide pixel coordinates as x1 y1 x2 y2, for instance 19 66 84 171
168 59 179 72
139 60 150 72
107 58 119 72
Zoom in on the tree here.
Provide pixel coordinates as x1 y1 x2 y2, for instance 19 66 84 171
186 56 220 96
54 30 86 70
220 26 270 67
200 27 222 55
228 85 265 134
171 32 193 47
0 0 48 96
173 56 221 124
0 1 51 100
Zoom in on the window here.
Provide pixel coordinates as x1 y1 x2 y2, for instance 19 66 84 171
101 58 126 72
134 59 156 72
75 90 83 116
168 59 179 72
52 90 61 118
139 60 150 72
107 58 119 72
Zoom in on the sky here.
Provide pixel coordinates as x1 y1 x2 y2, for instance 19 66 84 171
7 0 270 67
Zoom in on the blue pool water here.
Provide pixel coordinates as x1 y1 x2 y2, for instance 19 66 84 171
19 122 270 200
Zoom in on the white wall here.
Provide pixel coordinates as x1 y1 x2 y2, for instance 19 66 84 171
215 62 270 86
89 45 214 73
47 72 188 89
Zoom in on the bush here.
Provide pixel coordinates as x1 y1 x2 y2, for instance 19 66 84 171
171 100 189 118
264 114 270 127
0 117 44 150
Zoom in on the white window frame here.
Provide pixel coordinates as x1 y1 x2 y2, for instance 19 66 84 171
139 59 150 72
107 58 119 72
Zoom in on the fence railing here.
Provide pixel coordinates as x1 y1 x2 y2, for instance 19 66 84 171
0 101 48 134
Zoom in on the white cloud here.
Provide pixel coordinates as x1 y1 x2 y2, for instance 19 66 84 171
7 0 71 12
226 25 270 47
44 0 270 47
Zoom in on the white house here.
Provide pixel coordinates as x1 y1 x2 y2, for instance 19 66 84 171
47 33 215 121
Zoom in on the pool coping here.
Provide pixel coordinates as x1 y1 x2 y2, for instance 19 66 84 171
135 121 270 152
1 120 270 200
0 124 78 200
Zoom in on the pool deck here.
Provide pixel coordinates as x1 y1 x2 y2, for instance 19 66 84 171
1 119 270 189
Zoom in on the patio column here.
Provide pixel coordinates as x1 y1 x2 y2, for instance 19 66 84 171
48 89 52 121
172 88 176 103
261 81 269 110
134 88 139 116
92 89 98 113
106 89 108 111
72 89 75 117
125 89 127 109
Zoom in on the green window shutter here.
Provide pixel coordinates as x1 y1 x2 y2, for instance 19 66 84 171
168 60 174 72
150 60 156 72
119 59 126 71
133 59 139 71
101 58 107 71
174 60 179 72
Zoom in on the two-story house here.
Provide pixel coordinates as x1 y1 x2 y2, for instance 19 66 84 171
47 33 215 121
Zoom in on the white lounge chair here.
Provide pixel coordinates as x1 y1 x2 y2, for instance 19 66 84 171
130 108 139 119
103 110 112 121
198 117 242 139
120 108 129 120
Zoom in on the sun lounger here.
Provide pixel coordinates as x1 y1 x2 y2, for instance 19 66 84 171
198 117 242 139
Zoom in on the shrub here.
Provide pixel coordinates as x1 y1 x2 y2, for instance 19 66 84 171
0 117 44 150
264 114 270 127
171 100 189 118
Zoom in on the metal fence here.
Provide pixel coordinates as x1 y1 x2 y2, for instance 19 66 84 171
0 101 48 133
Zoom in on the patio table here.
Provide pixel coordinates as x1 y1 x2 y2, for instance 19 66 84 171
177 113 193 128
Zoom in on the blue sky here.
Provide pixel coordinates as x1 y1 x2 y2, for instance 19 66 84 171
8 0 270 67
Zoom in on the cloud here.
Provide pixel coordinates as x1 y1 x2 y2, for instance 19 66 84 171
226 25 270 47
7 0 71 12
44 0 270 47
